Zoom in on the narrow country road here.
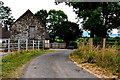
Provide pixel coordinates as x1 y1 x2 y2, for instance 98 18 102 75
20 49 98 78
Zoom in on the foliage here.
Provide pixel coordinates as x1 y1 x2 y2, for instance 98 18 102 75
1 49 54 78
70 42 120 77
35 9 48 25
93 37 102 46
35 9 83 44
68 41 78 49
47 9 68 42
54 37 64 42
106 37 120 45
47 9 68 23
55 21 83 46
56 2 120 38
0 1 14 28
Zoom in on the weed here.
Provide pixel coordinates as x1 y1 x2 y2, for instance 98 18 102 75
70 43 120 77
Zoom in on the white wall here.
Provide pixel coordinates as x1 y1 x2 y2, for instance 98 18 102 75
45 40 50 48
0 39 2 48
0 39 2 43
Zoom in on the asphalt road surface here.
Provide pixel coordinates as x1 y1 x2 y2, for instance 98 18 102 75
20 49 98 78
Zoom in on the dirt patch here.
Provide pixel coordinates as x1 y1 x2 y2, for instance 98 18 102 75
69 55 119 79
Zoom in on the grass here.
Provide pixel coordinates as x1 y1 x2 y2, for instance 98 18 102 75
70 43 120 78
1 49 55 78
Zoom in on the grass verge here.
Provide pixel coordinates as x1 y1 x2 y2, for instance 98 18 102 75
70 45 120 78
1 49 55 78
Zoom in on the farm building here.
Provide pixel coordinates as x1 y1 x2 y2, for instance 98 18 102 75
0 27 10 41
10 9 50 49
0 10 66 51
0 27 10 50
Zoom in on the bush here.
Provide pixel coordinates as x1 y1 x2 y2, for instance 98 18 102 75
93 37 102 46
68 41 78 49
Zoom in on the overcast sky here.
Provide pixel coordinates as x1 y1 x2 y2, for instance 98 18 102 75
1 0 118 34
2 0 77 22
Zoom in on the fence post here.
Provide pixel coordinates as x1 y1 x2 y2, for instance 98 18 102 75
18 39 20 50
89 38 93 52
38 40 40 50
33 40 34 50
26 39 28 51
8 38 10 52
82 38 85 49
103 38 106 49
43 39 45 49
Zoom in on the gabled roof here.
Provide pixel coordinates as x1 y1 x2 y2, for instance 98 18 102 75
10 9 50 39
10 9 45 27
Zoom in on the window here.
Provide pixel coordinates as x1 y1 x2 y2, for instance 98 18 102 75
29 26 36 39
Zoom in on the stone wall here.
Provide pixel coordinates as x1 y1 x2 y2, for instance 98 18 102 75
10 10 46 40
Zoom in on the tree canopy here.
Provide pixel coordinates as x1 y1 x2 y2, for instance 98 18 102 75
56 2 120 38
47 9 68 41
56 21 83 45
35 9 48 26
0 1 14 29
35 9 83 45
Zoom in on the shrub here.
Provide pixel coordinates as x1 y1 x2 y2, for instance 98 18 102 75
68 41 78 49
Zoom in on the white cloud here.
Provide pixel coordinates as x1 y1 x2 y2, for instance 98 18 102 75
112 29 118 34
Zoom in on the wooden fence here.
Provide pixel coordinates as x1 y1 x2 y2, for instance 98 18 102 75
2 39 45 52
79 38 120 51
50 43 66 49
1 39 67 52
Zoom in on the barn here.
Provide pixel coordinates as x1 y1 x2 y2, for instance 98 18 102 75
0 27 10 51
10 9 50 49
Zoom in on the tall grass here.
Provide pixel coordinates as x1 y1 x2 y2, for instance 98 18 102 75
1 49 54 78
70 42 120 77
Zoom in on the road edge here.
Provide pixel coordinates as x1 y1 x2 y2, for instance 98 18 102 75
69 55 120 79
69 55 102 78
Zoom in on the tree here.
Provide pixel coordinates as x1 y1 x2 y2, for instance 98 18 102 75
56 2 120 38
56 21 83 46
35 9 83 45
35 9 48 26
47 9 68 41
0 1 14 29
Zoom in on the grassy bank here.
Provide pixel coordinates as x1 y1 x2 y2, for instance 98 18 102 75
1 49 55 78
70 45 120 78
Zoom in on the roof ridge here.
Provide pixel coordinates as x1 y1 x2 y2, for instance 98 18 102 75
10 9 45 28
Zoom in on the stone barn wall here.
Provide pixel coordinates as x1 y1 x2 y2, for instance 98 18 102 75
10 10 46 40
